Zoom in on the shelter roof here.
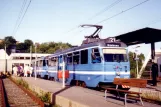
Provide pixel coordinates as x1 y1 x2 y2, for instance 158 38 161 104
115 27 161 46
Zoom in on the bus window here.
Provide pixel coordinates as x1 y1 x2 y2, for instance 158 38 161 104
67 53 72 65
73 51 80 64
91 48 101 63
81 50 88 64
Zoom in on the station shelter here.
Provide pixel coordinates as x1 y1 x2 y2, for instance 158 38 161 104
114 27 161 79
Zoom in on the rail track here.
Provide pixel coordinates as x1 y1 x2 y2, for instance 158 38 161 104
0 78 8 107
0 76 44 107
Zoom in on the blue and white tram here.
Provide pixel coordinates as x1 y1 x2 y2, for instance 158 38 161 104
33 56 49 78
45 38 130 87
33 25 130 87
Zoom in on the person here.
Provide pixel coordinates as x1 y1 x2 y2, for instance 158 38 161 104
24 64 29 77
20 65 24 77
151 61 158 86
29 64 33 77
17 65 21 76
13 65 18 76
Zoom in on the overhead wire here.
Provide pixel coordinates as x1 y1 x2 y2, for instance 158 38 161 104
88 0 123 20
74 0 150 37
12 0 27 36
96 0 150 24
146 17 161 26
62 0 123 35
12 0 32 36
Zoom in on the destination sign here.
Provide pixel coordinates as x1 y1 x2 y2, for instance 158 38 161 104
106 43 121 47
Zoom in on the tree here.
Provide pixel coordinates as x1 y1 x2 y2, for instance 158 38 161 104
16 43 28 53
0 40 4 49
24 39 33 52
24 39 33 47
4 36 16 55
129 51 145 78
4 36 16 48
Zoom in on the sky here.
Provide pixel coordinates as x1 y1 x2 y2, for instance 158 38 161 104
0 0 161 58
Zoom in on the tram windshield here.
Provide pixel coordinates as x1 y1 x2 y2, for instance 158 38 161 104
103 48 128 62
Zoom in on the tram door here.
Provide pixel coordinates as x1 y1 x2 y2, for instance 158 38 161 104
57 55 69 81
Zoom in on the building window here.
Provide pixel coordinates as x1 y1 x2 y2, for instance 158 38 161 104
20 57 24 59
26 57 30 59
13 57 19 59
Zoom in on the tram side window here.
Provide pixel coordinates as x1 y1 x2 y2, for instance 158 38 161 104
73 51 80 64
81 50 88 64
91 48 101 63
43 60 48 66
39 60 43 67
49 57 58 66
67 53 72 65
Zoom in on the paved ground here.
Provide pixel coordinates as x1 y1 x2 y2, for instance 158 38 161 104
21 77 161 107
3 78 40 107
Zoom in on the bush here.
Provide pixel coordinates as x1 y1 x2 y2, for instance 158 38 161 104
130 70 136 78
16 78 29 89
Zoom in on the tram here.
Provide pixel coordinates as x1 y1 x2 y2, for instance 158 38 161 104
33 24 130 87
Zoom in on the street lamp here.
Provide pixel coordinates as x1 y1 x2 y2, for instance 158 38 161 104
133 46 140 78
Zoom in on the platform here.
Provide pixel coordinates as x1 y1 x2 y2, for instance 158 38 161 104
12 76 161 107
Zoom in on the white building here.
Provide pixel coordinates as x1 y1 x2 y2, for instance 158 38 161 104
0 49 51 73
0 49 10 72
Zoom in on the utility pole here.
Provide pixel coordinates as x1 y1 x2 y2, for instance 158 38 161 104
4 44 6 74
62 55 65 88
136 54 139 78
34 44 37 80
30 46 32 67
133 46 140 78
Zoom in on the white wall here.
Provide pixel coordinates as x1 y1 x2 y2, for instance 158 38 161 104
0 51 51 73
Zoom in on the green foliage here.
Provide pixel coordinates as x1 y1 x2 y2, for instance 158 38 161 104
0 36 72 54
3 36 17 55
24 39 33 52
129 51 145 78
36 42 72 54
53 105 61 107
4 36 16 48
16 78 29 89
39 91 51 103
16 43 28 52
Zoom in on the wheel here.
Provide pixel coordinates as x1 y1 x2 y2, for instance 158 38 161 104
76 80 79 86
82 82 86 88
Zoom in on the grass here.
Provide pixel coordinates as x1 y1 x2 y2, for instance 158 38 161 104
141 91 161 102
9 76 52 106
39 90 51 103
53 105 61 107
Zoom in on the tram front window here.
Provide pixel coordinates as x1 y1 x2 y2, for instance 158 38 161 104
104 54 128 62
103 48 128 62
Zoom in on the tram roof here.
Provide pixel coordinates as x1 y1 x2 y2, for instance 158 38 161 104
49 38 127 57
115 27 161 46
